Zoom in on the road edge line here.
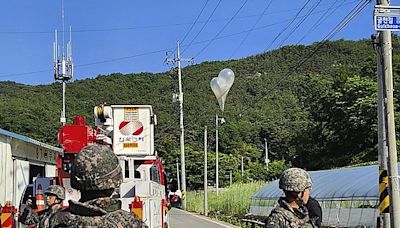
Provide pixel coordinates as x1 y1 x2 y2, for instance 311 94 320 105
176 209 238 228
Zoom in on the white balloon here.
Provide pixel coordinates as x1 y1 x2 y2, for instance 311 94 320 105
210 68 235 112
218 68 235 89
210 77 226 99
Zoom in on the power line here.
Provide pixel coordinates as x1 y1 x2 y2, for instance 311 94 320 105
0 69 52 79
229 0 273 59
76 49 172 67
170 0 209 57
277 0 322 48
182 0 357 55
78 3 350 69
0 49 173 79
193 0 250 58
179 0 210 45
322 0 369 41
181 0 223 54
0 2 344 35
238 0 370 116
0 1 359 80
264 0 312 51
296 0 344 45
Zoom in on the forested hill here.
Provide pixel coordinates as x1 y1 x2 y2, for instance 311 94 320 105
2 38 400 188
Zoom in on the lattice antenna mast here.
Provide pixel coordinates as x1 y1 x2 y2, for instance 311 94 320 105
54 0 73 126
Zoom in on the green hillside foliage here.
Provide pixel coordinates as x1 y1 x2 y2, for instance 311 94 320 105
1 38 400 189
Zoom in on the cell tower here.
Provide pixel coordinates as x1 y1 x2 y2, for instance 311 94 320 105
54 0 73 126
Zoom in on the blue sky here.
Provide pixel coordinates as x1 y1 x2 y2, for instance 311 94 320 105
0 0 391 85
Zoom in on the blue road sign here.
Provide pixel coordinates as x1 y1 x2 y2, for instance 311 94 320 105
375 15 400 31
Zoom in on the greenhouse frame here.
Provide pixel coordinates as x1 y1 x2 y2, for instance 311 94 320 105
249 164 394 227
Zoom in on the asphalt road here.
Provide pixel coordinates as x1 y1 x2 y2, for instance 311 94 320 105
168 208 238 228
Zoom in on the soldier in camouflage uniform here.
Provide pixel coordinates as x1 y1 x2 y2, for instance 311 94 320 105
50 144 145 228
20 185 65 228
265 168 314 228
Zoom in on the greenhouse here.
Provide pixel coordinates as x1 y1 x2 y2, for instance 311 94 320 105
249 164 395 227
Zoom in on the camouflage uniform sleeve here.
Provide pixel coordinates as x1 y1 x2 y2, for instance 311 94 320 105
48 209 77 228
105 210 147 228
19 208 43 225
265 213 285 228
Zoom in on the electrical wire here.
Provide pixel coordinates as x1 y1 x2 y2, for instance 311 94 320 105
277 0 322 48
193 0 250 59
0 1 357 80
181 0 223 54
76 49 172 68
0 18 294 79
0 1 358 35
238 0 371 116
0 69 53 79
296 0 344 45
169 0 210 56
229 0 273 59
0 0 358 78
179 0 210 46
322 0 369 41
185 0 357 59
264 0 312 51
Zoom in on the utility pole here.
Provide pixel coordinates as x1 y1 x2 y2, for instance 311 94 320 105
229 170 232 186
375 0 400 226
216 114 219 195
264 138 269 170
382 29 400 228
204 126 208 216
165 41 193 210
374 33 391 228
215 114 225 194
241 156 244 177
176 159 181 190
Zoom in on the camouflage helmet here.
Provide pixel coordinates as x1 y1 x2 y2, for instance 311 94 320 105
71 144 122 191
45 185 65 200
279 168 312 192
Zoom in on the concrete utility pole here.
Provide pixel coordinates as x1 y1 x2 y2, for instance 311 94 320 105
215 114 225 195
216 114 219 195
382 32 400 228
375 0 400 226
374 33 391 228
241 156 244 177
229 171 232 186
166 41 192 210
264 138 269 170
176 159 181 190
204 126 208 216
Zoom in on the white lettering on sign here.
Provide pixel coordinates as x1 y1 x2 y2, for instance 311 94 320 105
118 136 145 143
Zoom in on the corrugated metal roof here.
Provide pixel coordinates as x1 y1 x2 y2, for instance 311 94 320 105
0 128 63 154
252 164 392 201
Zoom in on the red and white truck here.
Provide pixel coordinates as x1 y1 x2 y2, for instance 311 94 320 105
23 104 169 228
93 105 169 228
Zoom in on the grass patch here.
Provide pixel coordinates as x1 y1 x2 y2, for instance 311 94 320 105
186 182 266 225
